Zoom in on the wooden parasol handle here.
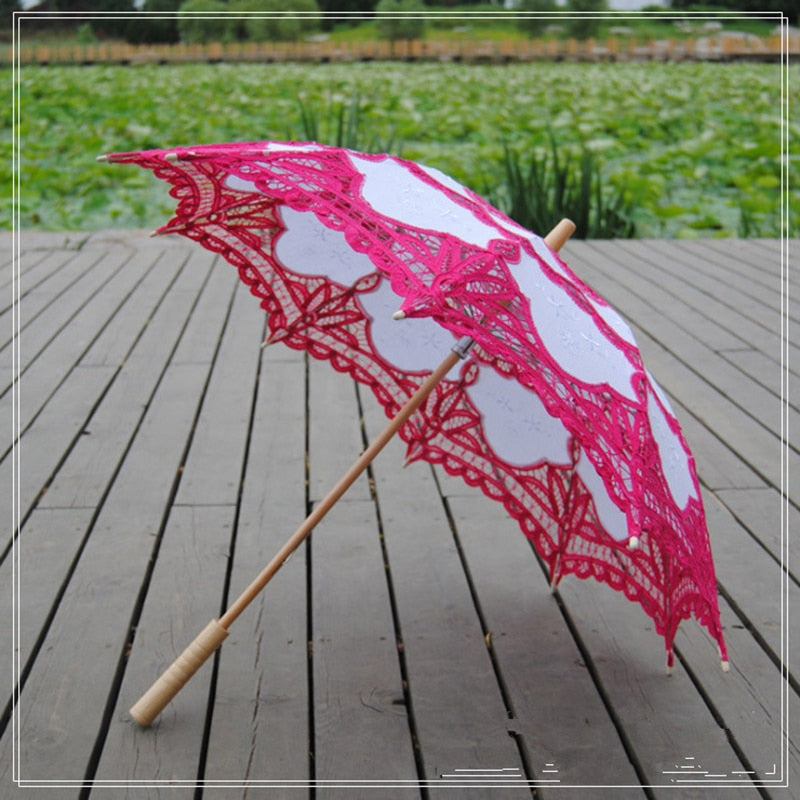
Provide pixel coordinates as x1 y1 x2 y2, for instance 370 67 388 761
129 620 228 726
129 348 461 726
129 218 575 727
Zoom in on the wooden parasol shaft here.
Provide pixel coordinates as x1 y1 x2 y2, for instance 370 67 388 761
221 345 464 629
129 219 575 727
129 348 461 726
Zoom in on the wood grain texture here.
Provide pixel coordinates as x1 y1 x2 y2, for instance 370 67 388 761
0 231 793 797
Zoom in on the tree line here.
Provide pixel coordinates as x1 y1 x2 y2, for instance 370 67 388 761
9 0 796 45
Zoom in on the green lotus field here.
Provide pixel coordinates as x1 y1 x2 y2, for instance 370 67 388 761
7 59 795 237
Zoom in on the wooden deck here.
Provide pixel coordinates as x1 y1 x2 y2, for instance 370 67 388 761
0 229 796 798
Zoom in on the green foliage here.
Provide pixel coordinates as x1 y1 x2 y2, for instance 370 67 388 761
233 0 321 42
124 0 182 44
516 0 560 38
317 0 378 31
177 0 231 43
565 0 608 40
16 0 780 45
75 23 98 45
54 0 137 39
375 0 427 42
669 0 796 26
10 61 795 237
421 4 517 29
295 92 400 152
176 0 321 43
489 136 635 239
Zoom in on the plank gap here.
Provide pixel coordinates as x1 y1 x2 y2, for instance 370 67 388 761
715 347 758 354
304 353 316 793
173 502 238 509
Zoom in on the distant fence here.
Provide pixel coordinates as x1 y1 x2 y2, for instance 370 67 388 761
5 34 796 66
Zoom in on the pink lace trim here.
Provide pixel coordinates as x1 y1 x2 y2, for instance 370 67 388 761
106 141 727 665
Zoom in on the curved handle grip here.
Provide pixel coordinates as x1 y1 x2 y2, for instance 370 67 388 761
129 619 229 727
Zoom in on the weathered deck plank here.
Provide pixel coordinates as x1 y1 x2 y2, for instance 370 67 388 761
91 270 266 789
367 448 532 798
312 499 420 796
0 247 83 347
3 361 212 783
445 491 648 796
1 231 794 798
202 346 310 792
565 242 788 493
0 244 139 445
0 507 95 672
92 504 234 794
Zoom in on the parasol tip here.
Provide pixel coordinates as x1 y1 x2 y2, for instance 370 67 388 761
627 536 640 550
96 154 109 163
151 222 184 236
403 442 425 468
262 329 288 348
544 218 577 252
721 659 730 673
665 647 675 675
392 310 407 321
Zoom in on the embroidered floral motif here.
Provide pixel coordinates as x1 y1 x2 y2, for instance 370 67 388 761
107 141 727 666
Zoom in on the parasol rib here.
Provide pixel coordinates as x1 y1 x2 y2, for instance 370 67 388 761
128 219 575 727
